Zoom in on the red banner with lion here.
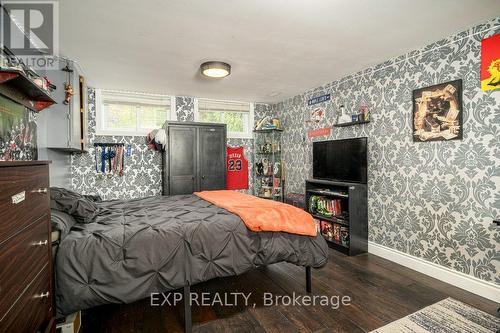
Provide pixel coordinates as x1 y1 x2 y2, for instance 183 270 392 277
481 34 500 91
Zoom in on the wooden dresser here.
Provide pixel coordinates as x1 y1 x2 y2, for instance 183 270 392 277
0 161 55 333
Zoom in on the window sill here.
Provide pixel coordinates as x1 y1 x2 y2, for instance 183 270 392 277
95 131 149 137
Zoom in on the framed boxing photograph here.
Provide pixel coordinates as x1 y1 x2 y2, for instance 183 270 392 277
412 79 463 142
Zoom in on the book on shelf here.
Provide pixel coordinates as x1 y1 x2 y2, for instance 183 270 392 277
320 221 334 241
309 195 344 217
333 224 341 242
319 219 349 245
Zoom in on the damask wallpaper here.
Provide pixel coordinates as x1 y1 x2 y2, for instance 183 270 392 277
273 17 500 284
71 89 163 199
175 96 195 121
71 89 270 199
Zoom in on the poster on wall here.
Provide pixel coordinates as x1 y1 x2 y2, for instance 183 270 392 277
412 79 463 142
308 127 331 138
305 93 330 124
481 34 500 91
310 106 325 122
0 95 37 160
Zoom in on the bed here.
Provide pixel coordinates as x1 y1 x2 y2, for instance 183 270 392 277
51 189 329 330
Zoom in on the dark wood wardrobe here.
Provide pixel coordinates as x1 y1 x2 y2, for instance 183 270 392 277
162 121 227 195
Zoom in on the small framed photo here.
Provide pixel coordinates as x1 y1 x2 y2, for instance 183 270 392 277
412 79 463 142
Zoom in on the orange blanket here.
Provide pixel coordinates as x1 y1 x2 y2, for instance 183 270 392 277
194 190 317 237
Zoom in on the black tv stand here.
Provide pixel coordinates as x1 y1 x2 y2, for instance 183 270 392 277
306 179 368 256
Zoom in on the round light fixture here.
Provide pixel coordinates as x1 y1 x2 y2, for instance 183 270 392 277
200 61 231 78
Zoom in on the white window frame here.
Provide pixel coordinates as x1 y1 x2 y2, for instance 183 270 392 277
194 98 254 139
96 89 174 136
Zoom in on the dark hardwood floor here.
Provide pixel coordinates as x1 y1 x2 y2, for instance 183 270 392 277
80 249 498 333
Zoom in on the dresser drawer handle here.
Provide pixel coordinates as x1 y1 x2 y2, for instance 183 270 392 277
35 292 50 299
31 188 48 194
33 240 48 246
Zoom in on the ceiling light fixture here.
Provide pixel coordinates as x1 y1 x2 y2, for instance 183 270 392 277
200 61 231 78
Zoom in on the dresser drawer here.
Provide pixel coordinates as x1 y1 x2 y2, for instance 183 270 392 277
0 165 50 244
0 265 52 333
0 216 50 319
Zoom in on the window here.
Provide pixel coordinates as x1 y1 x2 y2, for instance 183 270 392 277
96 90 172 135
196 99 254 138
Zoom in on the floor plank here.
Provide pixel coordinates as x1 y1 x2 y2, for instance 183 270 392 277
79 249 499 333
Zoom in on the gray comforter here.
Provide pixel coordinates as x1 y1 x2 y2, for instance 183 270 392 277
55 195 328 316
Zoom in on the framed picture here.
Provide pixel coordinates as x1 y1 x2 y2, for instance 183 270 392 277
412 79 463 142
0 95 37 160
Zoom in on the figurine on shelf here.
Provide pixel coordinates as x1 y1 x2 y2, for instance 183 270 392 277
360 101 369 121
254 116 282 130
254 116 271 130
44 76 56 92
261 177 272 187
273 161 281 178
262 158 269 175
337 105 352 124
256 161 264 175
261 142 272 153
63 83 74 105
33 76 49 90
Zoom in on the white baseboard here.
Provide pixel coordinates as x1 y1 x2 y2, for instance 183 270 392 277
368 241 500 303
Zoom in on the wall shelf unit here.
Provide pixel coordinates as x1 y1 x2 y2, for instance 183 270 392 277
332 120 370 127
0 68 56 111
254 128 283 133
43 60 88 153
306 179 367 256
253 128 283 201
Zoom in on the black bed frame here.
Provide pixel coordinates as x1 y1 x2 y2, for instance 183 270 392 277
182 266 312 333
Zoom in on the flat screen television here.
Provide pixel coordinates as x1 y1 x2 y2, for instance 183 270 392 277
313 137 367 183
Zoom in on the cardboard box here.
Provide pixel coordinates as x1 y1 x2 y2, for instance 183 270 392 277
56 311 81 333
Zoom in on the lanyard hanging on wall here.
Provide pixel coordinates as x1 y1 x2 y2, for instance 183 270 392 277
94 143 125 177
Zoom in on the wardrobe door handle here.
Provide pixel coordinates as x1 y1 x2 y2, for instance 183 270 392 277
202 175 205 179
31 188 48 194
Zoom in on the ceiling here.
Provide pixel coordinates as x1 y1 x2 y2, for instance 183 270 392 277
59 0 500 103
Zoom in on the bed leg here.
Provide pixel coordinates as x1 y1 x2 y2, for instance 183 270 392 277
306 266 312 293
183 285 192 333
